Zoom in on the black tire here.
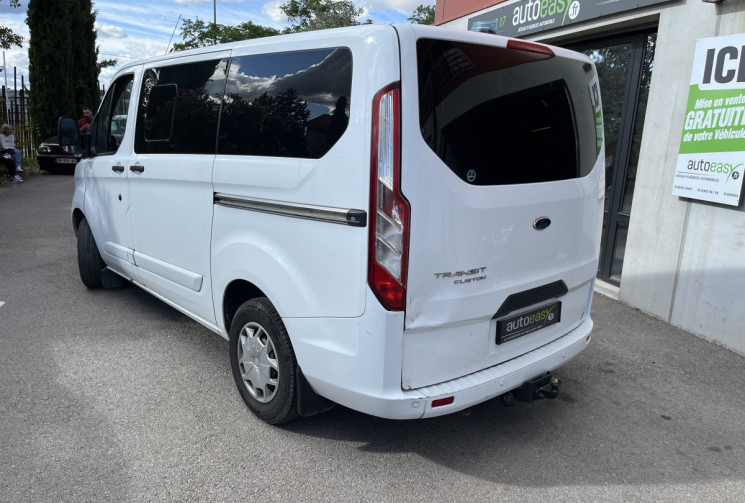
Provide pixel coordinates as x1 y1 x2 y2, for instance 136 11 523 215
229 297 299 424
77 217 105 289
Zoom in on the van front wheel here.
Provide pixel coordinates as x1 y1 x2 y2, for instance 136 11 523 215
77 217 105 289
229 297 299 424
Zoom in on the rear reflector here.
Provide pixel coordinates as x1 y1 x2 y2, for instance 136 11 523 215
431 396 455 408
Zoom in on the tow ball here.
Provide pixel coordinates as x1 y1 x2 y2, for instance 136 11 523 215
500 373 560 406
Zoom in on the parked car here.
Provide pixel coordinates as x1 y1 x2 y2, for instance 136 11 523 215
37 137 81 173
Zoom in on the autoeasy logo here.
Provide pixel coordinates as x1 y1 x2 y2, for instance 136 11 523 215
687 158 743 182
512 0 581 34
505 305 557 334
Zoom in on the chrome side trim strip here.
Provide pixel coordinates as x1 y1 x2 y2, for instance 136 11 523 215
214 193 367 227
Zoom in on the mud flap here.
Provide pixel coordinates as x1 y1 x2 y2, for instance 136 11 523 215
101 267 125 288
297 367 336 417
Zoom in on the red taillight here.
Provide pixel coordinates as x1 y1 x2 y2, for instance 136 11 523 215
369 82 409 311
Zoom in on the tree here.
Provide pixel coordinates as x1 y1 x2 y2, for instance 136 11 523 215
27 0 74 140
281 0 370 33
71 0 100 111
27 0 103 140
1 0 23 49
408 4 435 25
171 18 279 51
97 58 117 75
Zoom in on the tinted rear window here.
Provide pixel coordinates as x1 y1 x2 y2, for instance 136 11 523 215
417 39 599 186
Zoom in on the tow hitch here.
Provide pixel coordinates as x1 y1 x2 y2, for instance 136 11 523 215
500 373 560 406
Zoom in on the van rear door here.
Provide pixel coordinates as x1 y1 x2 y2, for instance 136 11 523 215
395 26 604 389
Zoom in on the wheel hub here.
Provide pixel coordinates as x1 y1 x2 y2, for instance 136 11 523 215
237 322 279 403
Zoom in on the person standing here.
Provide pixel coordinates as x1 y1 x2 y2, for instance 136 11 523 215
78 106 93 133
0 124 23 183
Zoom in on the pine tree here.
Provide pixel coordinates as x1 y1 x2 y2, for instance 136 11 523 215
28 0 102 140
71 0 100 112
28 0 75 140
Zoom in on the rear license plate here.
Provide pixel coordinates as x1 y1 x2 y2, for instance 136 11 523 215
56 158 77 164
496 301 561 345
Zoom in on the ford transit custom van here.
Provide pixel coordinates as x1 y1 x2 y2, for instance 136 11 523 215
65 23 604 424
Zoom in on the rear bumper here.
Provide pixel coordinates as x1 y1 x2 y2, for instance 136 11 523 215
412 317 592 418
299 315 592 420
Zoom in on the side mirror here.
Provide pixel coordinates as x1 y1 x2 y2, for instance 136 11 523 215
57 116 90 156
58 116 80 146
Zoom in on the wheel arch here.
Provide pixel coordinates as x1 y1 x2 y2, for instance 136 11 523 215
222 279 269 335
72 208 85 235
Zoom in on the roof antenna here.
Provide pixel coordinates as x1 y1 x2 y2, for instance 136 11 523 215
165 14 182 54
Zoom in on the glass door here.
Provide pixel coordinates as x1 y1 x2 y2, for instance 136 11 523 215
567 31 656 285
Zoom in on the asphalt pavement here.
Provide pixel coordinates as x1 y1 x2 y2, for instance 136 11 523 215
1 174 744 502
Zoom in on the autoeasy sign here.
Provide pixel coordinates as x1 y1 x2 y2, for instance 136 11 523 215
673 35 745 207
468 0 671 38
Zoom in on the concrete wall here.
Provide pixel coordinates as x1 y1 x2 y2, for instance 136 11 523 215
621 1 745 355
440 1 745 354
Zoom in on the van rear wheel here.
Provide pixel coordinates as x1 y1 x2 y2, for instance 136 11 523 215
77 217 105 289
229 297 299 424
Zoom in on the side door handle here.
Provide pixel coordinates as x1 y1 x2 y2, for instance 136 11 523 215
112 164 124 173
130 165 145 173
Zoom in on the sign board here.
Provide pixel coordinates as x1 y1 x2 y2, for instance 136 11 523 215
468 0 671 38
673 34 745 206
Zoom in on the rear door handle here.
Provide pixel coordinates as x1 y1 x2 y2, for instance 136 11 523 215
112 164 124 173
130 165 145 173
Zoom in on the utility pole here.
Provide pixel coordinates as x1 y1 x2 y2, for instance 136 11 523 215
2 52 8 92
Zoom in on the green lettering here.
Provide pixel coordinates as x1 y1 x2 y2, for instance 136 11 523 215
559 0 568 25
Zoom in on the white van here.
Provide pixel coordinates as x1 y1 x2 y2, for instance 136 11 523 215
63 23 604 424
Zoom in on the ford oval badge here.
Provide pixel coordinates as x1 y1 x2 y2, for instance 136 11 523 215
533 217 551 230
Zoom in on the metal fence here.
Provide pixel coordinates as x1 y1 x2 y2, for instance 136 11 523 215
1 68 34 159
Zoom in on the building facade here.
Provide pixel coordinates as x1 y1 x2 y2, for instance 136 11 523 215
436 0 745 354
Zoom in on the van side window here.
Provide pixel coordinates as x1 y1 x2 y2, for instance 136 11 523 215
91 74 133 156
135 58 228 154
144 84 177 142
219 48 352 159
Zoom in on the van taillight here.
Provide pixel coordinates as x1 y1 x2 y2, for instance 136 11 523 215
369 83 409 311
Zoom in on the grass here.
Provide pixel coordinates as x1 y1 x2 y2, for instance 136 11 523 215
0 157 43 190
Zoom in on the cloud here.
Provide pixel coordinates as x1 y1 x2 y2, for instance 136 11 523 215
96 23 128 39
361 0 435 15
261 0 434 24
262 0 285 22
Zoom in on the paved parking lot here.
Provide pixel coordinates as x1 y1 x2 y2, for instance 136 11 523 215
1 175 744 502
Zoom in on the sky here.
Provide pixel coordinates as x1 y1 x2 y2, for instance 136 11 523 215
1 0 434 90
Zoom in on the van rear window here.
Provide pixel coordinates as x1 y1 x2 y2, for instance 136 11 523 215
417 38 599 185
